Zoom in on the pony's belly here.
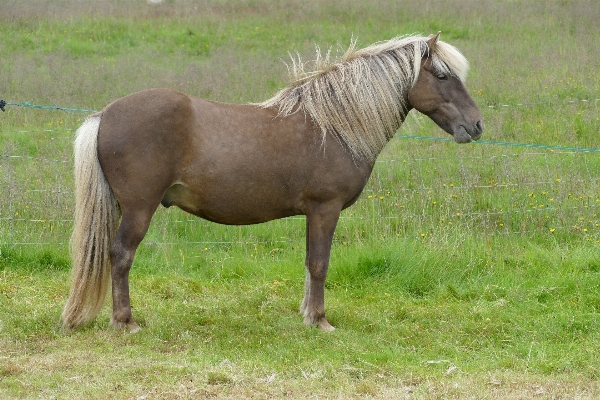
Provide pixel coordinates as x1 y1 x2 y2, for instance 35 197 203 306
161 183 301 225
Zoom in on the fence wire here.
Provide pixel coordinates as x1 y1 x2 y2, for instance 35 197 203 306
2 132 600 247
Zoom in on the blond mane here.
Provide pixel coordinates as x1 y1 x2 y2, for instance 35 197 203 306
258 35 469 162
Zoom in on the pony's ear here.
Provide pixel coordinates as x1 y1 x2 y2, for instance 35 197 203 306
426 32 441 51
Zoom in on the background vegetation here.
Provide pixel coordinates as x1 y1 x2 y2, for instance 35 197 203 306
1 0 599 398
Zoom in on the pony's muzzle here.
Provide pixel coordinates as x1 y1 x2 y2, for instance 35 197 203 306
455 120 483 143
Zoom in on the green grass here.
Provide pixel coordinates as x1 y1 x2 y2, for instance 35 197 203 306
2 0 600 398
2 237 599 397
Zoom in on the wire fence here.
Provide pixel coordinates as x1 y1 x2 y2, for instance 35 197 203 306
2 97 599 113
1 99 600 248
2 136 600 248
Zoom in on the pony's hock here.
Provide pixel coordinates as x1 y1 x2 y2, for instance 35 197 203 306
61 33 483 333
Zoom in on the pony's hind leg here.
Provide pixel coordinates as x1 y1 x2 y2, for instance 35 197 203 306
109 206 157 333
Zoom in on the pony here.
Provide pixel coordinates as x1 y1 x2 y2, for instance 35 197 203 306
61 33 483 332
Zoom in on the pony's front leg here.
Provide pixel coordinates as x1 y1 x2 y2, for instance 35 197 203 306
300 205 341 331
109 208 154 333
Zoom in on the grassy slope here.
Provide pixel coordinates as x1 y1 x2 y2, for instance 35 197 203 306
1 0 600 398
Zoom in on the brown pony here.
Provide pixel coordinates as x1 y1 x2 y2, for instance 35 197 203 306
62 33 483 333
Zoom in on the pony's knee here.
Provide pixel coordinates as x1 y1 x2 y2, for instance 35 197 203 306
307 261 329 281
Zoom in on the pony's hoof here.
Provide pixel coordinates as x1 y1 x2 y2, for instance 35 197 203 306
304 315 335 332
318 319 335 332
110 319 141 334
128 323 141 334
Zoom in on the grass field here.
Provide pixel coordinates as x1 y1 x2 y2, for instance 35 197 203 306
1 0 600 398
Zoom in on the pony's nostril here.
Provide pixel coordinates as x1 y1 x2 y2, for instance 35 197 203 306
476 120 483 133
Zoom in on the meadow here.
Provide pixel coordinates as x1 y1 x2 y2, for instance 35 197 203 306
1 0 600 398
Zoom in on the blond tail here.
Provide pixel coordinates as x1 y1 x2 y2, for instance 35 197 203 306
61 115 120 331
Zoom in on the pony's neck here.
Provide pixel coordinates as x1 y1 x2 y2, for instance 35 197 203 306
258 38 426 163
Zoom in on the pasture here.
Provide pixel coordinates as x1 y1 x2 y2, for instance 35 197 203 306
1 0 600 398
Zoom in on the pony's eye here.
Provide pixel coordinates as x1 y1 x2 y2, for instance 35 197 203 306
436 73 448 81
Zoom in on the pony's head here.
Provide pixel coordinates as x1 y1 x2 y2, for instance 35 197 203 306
408 33 484 143
259 33 484 160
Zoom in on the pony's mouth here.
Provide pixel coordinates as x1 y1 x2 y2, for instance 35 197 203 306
453 126 473 143
453 124 483 143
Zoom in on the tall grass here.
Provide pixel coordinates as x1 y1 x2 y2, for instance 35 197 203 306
1 0 600 398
